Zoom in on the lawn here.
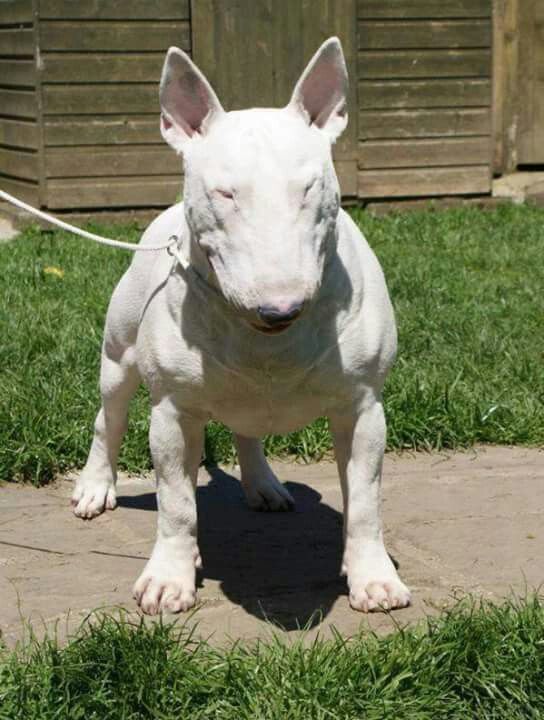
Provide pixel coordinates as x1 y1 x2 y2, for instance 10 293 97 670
1 597 543 719
1 204 543 484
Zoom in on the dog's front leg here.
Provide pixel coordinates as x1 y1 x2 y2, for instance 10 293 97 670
331 398 411 612
133 398 204 614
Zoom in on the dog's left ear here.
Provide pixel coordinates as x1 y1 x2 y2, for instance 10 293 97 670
288 37 348 143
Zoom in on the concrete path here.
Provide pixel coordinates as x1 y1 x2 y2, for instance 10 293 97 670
1 446 542 646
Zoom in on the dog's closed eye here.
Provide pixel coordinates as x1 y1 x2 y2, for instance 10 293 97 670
216 189 234 200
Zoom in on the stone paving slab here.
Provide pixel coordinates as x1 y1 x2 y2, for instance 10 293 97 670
1 446 542 647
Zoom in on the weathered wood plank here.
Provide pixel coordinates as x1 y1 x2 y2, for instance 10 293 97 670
40 21 190 52
359 137 490 169
42 53 163 83
358 166 491 198
0 117 38 147
0 88 36 117
518 0 540 163
44 115 161 146
358 49 491 79
43 85 157 115
358 0 491 19
359 108 490 139
0 145 37 179
46 175 181 209
45 146 180 178
334 159 358 196
359 79 491 109
39 0 190 19
492 0 519 172
359 21 491 49
0 174 38 203
0 27 33 54
0 0 33 25
0 58 35 85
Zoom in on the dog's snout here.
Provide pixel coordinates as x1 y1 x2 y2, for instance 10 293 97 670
257 302 304 327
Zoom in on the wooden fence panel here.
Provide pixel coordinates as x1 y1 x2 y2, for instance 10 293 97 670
42 53 164 83
39 0 190 20
192 0 359 197
357 1 492 198
37 0 187 209
358 49 491 79
359 108 490 139
44 116 161 146
0 1 40 205
0 0 33 24
40 21 190 52
359 1 491 19
358 166 490 198
359 21 491 49
45 146 180 178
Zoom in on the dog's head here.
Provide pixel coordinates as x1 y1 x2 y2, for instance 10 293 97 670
160 38 348 334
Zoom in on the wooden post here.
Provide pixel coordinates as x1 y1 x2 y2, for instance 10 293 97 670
31 0 46 206
493 0 519 175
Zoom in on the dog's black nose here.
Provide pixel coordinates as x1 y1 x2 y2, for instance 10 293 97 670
258 302 304 327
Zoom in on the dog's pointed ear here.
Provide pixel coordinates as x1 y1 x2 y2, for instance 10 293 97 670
160 47 224 153
288 37 348 143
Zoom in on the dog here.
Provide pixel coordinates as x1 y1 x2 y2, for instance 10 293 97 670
71 37 411 615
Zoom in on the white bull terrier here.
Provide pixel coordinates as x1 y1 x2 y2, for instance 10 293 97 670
71 37 411 615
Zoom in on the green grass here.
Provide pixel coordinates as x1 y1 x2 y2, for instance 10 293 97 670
1 596 543 719
1 204 543 484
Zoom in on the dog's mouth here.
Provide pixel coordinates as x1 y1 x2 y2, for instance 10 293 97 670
250 322 292 335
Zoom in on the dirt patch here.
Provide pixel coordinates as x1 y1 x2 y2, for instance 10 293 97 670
1 446 542 646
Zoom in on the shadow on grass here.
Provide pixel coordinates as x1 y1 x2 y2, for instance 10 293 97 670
117 466 348 630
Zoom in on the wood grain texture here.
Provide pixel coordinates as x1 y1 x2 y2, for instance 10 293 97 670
46 175 181 208
0 174 38 203
45 146 180 178
359 108 490 139
0 88 36 118
42 53 164 83
0 117 38 148
0 27 33 54
358 49 491 79
358 0 491 19
42 85 158 115
358 166 491 197
495 0 519 171
0 59 35 86
39 0 190 19
359 137 490 169
359 21 491 50
192 0 359 191
0 146 37 179
40 21 190 52
0 0 33 25
360 79 491 109
44 115 161 146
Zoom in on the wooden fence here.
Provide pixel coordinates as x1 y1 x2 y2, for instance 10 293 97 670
0 0 501 211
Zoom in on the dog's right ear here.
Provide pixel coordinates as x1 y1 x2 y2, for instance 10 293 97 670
160 47 224 153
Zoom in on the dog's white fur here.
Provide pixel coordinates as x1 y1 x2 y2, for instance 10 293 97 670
72 38 411 614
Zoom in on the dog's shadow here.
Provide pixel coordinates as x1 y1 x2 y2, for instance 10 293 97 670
118 466 347 630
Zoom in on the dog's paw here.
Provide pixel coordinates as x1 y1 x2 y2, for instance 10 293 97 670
133 543 200 615
242 470 294 512
71 478 116 519
343 542 411 613
348 578 411 613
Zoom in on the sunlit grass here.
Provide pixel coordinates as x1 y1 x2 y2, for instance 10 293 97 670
1 596 543 719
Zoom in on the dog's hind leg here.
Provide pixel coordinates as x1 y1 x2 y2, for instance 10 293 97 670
72 347 140 519
234 435 294 511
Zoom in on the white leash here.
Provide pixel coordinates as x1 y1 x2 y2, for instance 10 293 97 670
0 189 190 271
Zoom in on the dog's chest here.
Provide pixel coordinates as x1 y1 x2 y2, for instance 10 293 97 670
205 360 334 436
